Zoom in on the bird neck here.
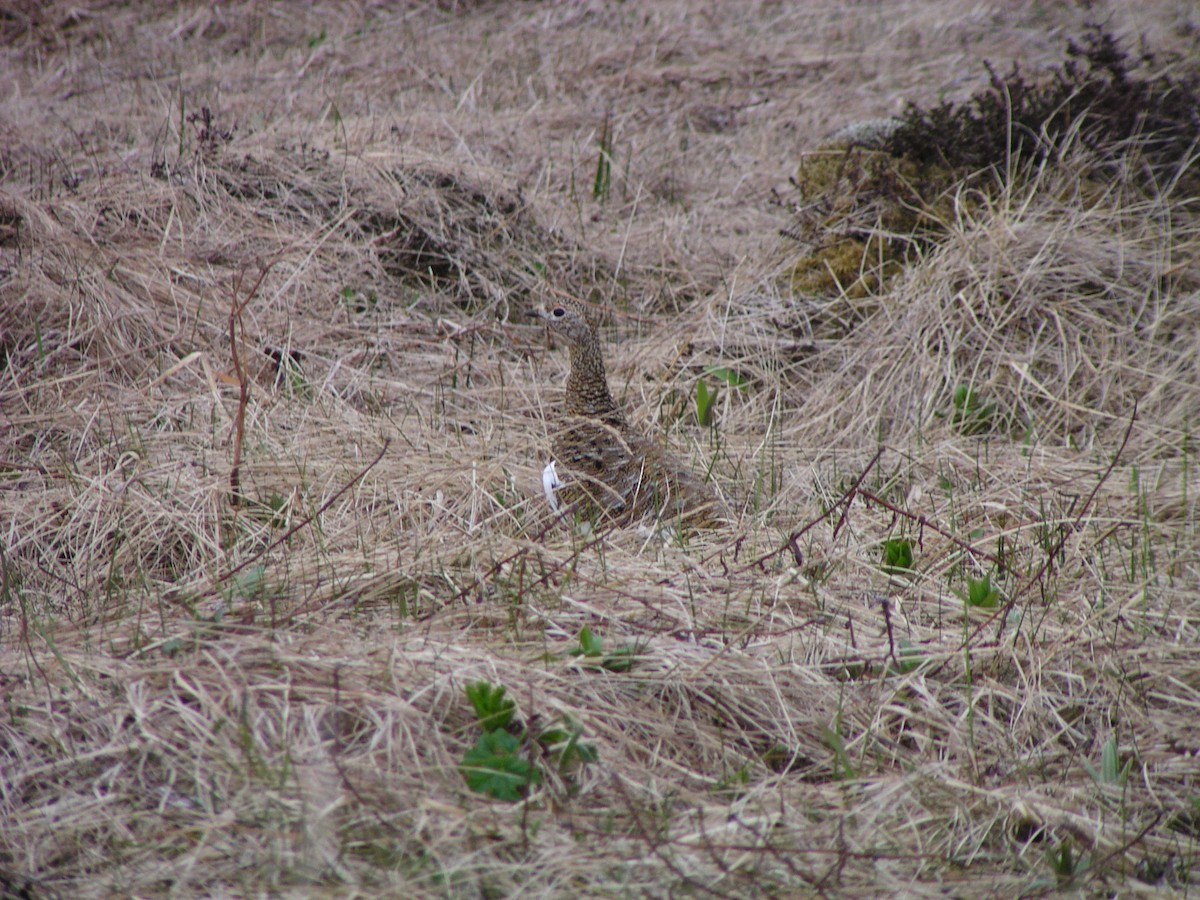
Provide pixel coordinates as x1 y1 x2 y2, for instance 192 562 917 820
566 331 624 423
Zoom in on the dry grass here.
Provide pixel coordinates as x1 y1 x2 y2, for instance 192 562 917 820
2 1 1200 896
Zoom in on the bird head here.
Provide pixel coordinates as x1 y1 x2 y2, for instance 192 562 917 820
529 300 594 344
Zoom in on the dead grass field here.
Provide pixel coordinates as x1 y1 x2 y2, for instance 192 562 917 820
3 1 1200 896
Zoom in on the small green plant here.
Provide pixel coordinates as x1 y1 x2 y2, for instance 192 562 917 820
881 537 914 574
243 493 289 528
705 366 749 390
265 492 288 528
223 565 266 603
713 764 752 799
760 745 804 774
459 681 597 802
694 367 748 428
963 573 1000 609
593 114 613 201
894 637 926 674
1166 796 1200 838
465 680 516 732
575 626 603 657
339 285 378 314
1083 734 1132 789
460 729 540 802
695 378 717 427
258 344 311 398
823 724 856 781
1047 837 1086 885
534 714 599 776
949 384 998 435
569 626 641 672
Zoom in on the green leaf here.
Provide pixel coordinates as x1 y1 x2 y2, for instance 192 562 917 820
593 116 612 200
1048 838 1075 881
895 638 925 673
231 565 266 598
964 574 1000 608
599 644 640 672
704 366 749 389
572 740 599 764
950 384 998 435
573 626 604 658
557 730 598 770
1083 734 1131 787
1101 735 1121 784
465 681 516 731
538 719 599 770
696 379 716 426
882 538 914 574
571 628 642 671
460 730 541 801
822 725 856 781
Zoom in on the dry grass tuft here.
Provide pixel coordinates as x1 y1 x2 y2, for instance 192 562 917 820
741 153 1200 451
2 1 1199 896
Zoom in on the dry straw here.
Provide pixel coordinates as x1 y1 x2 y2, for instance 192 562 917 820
1 1 1198 897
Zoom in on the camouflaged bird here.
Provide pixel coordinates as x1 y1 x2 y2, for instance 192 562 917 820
530 299 726 529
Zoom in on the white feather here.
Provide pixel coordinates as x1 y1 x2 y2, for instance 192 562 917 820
542 460 562 511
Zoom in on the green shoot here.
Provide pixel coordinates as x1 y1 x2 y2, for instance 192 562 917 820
593 114 613 200
696 378 716 427
882 537 914 574
963 573 1000 609
465 680 516 732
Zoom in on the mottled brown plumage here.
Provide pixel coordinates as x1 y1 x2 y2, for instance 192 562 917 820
531 300 726 529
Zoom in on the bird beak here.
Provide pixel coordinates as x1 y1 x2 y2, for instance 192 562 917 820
527 307 545 320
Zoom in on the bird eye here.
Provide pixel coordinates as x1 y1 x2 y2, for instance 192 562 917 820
551 306 566 318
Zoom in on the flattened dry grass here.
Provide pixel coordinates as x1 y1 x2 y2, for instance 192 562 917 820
2 1 1199 897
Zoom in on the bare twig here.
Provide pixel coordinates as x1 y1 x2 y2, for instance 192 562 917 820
856 487 1003 566
227 261 278 506
734 446 885 575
